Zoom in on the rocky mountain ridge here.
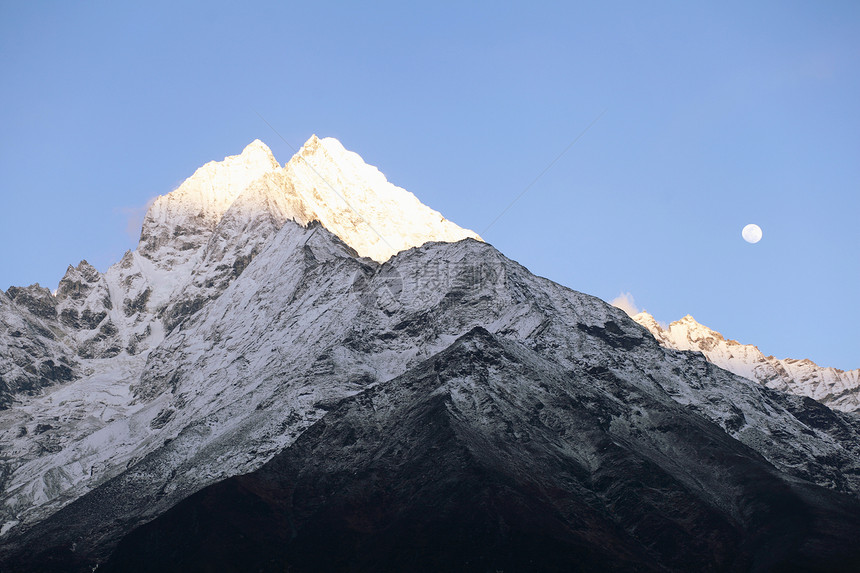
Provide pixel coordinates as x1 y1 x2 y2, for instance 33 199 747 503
633 312 860 413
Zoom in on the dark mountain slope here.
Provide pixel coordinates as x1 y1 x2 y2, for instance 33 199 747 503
97 328 860 573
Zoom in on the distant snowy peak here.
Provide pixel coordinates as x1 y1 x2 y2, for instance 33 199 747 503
632 311 860 412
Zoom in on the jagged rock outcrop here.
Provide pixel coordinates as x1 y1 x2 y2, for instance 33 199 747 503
52 260 120 360
0 289 76 410
5 285 57 322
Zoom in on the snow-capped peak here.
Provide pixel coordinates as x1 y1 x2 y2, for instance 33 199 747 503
241 138 278 159
670 315 730 345
633 311 860 412
298 133 324 153
48 136 484 358
157 138 279 218
278 135 481 262
138 139 281 259
630 311 662 333
136 135 479 265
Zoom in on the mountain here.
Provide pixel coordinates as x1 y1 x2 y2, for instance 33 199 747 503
633 312 860 413
1 137 860 571
0 136 478 543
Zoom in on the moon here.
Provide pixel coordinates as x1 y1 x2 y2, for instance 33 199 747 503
742 223 762 244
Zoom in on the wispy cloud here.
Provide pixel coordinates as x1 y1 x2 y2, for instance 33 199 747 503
116 197 157 241
610 292 640 316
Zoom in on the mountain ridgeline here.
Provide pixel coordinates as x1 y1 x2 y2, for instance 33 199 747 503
1 137 859 571
633 312 860 414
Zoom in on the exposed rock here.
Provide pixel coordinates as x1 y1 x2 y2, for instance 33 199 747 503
0 290 79 408
122 287 151 318
6 285 58 321
55 261 101 301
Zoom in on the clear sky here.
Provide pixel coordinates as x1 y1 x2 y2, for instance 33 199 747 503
1 1 858 369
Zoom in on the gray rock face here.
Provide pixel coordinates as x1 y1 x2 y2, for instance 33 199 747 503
5 285 57 321
0 289 77 410
52 260 122 360
55 261 102 302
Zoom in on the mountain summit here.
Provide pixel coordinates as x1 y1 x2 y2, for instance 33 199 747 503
2 137 859 571
139 138 281 258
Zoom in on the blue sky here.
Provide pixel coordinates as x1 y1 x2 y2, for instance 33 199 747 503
1 1 858 369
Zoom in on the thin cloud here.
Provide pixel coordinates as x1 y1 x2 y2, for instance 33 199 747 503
116 197 157 241
610 292 640 317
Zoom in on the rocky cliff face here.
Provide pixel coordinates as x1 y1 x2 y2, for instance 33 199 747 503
633 312 860 413
0 288 77 409
1 137 859 571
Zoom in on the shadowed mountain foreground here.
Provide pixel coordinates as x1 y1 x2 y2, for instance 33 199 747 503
97 328 860 572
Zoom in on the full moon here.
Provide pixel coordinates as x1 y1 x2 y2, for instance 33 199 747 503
742 223 762 244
